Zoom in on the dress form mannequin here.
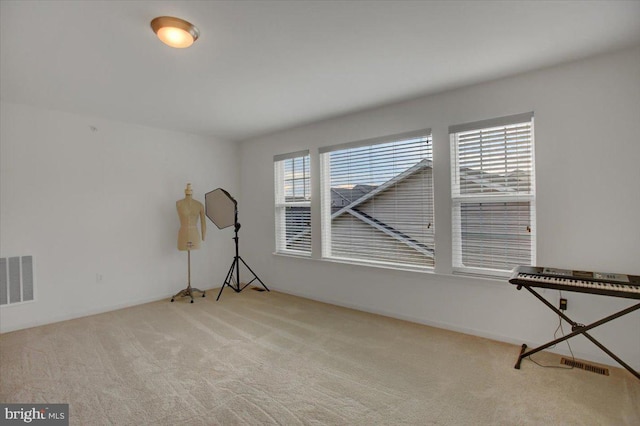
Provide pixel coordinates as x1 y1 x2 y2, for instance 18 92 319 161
172 183 206 303
176 183 206 250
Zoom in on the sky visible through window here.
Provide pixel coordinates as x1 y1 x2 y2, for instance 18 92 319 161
329 137 432 189
283 155 310 202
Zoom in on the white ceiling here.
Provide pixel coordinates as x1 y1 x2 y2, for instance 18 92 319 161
2 1 640 142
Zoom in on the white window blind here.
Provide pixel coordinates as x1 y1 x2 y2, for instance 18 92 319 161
320 130 434 270
274 151 311 255
450 113 535 276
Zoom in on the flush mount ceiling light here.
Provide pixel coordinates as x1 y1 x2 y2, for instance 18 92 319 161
150 16 199 48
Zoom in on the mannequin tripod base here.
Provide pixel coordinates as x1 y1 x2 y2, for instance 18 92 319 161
171 248 205 303
171 285 205 303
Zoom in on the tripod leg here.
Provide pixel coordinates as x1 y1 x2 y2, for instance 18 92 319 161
216 281 227 301
239 256 269 292
217 258 236 301
215 285 225 301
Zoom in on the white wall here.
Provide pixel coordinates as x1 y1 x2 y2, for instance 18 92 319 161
239 46 640 370
0 102 239 332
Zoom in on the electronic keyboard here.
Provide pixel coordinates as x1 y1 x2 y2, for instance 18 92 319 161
509 266 640 299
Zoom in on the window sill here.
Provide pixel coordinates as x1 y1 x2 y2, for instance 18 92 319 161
319 256 434 275
451 267 512 281
272 252 517 289
272 251 313 260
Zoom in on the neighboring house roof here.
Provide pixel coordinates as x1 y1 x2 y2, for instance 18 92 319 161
331 159 432 219
331 185 376 207
458 168 531 193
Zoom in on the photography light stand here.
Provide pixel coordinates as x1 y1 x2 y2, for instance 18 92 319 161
217 210 269 301
205 188 269 301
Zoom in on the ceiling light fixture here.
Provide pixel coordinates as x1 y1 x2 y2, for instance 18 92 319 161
150 16 199 48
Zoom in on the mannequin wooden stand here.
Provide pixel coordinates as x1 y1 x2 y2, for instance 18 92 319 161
171 243 205 303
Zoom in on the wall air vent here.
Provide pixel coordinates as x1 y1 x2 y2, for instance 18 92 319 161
0 256 35 306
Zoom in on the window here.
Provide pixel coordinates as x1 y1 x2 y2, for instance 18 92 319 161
450 113 535 276
320 130 434 269
274 151 311 255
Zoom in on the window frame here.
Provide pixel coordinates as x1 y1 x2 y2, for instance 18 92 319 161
449 113 536 278
274 150 312 256
319 129 435 271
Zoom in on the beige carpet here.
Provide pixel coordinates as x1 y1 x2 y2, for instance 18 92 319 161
1 289 638 425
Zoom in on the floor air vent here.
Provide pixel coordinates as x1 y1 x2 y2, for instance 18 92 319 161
0 256 35 306
561 358 609 376
251 287 266 292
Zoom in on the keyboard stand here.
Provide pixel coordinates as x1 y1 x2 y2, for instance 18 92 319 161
514 284 640 380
